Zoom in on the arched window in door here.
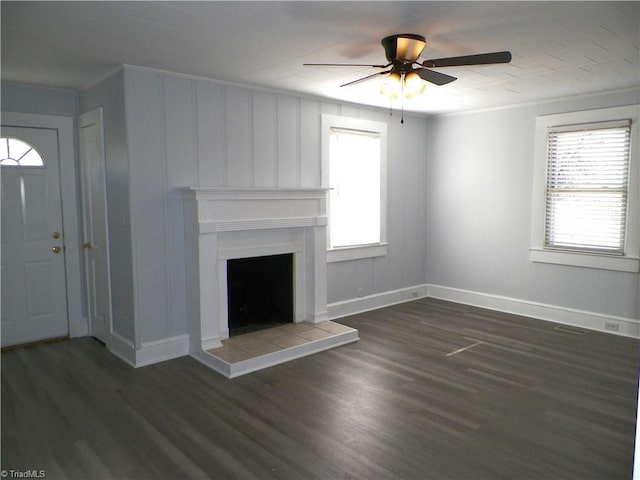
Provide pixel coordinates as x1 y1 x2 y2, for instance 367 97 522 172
0 137 44 166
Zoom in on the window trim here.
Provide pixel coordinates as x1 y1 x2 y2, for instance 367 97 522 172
530 105 640 273
321 114 388 263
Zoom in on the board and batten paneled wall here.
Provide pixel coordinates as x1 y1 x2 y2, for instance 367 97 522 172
120 66 429 345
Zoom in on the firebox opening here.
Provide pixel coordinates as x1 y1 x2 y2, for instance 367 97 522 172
227 253 294 337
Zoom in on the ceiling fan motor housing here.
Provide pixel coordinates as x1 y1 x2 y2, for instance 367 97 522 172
382 34 427 64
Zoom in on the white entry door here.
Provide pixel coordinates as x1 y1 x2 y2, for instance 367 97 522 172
1 126 69 346
79 108 112 343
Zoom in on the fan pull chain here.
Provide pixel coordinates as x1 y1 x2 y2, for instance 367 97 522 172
400 73 405 124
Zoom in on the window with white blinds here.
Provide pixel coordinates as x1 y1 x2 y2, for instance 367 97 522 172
544 120 631 255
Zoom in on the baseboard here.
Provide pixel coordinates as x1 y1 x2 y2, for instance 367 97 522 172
327 285 429 320
108 283 639 369
107 332 136 367
427 284 640 338
107 332 190 367
327 283 639 338
136 334 190 367
69 316 90 338
201 335 223 351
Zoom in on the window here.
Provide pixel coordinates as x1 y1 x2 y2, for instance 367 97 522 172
322 115 387 262
0 137 44 167
329 128 381 247
531 105 639 272
545 121 630 254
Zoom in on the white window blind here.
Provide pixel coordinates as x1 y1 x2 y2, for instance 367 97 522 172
545 119 631 254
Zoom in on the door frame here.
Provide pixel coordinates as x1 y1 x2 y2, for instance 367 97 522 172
1 111 86 338
78 107 113 343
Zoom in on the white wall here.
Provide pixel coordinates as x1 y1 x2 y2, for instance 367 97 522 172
427 88 640 329
1 82 78 117
80 71 136 344
117 66 429 345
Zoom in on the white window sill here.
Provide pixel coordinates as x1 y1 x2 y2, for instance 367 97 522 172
328 243 388 263
530 248 639 273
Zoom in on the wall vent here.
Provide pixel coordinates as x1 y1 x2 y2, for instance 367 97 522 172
604 321 620 332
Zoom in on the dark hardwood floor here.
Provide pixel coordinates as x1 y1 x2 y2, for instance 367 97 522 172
2 298 638 479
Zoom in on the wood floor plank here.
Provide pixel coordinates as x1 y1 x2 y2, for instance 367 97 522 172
2 297 638 479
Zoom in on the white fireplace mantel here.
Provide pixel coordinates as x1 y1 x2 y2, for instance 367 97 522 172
180 187 330 372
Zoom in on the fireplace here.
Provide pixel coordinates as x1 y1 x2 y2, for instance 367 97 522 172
227 253 294 336
180 187 357 377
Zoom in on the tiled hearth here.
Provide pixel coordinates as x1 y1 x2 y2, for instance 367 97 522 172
206 321 359 378
181 187 359 378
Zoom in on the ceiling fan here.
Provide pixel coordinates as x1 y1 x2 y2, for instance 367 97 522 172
304 33 512 93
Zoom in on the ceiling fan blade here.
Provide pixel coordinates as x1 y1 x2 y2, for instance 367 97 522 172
340 70 392 87
304 63 390 68
422 51 512 68
416 68 457 86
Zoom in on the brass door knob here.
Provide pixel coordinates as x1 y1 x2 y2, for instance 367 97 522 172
82 242 93 249
52 246 62 254
52 231 61 239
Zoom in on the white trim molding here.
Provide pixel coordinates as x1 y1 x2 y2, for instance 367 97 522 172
530 105 640 273
328 285 429 320
327 243 388 263
329 283 639 339
109 281 638 370
107 332 137 367
180 187 331 366
530 248 639 273
136 335 190 367
427 284 640 338
107 333 189 367
322 114 388 260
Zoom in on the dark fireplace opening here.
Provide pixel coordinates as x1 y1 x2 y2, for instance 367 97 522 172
227 253 294 337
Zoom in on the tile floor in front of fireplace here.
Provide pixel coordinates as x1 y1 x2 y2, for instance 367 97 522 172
206 320 356 364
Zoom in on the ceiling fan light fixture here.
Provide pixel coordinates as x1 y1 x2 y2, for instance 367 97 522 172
404 72 426 98
380 71 426 99
380 71 402 98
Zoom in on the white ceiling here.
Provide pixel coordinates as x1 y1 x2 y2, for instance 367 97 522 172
2 1 639 114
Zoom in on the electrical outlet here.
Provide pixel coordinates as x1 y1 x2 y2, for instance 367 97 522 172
604 321 620 332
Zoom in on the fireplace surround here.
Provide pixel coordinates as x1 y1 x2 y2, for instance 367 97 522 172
181 187 356 377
